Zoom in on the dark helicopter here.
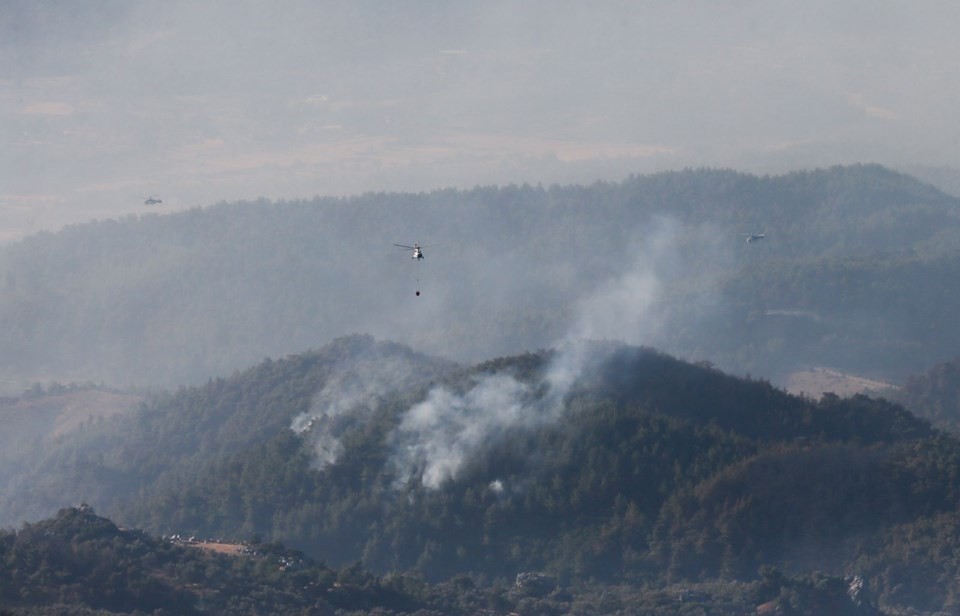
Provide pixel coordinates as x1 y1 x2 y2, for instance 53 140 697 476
144 195 162 205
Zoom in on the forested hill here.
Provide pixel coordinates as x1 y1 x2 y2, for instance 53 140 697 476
3 336 960 611
0 506 882 616
1 164 959 389
895 356 960 432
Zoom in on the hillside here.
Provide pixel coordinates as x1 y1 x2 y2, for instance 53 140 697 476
785 367 896 398
894 357 960 432
3 337 960 612
0 335 457 528
1 164 959 390
0 386 141 451
0 504 430 615
0 506 883 616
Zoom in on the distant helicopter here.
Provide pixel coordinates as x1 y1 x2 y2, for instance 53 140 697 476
743 233 766 243
144 195 162 205
394 243 425 260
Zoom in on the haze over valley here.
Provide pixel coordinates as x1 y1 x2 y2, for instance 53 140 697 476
6 1 960 240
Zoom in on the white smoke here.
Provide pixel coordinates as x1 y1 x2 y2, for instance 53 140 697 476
391 374 538 489
291 348 428 469
384 219 685 489
570 217 680 345
295 219 686 489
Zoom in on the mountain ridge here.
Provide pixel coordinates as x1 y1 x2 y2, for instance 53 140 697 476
0 336 954 610
1 164 958 389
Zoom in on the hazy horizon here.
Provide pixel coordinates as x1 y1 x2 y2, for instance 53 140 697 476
5 1 960 241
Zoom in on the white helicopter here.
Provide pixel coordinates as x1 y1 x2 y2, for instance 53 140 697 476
743 233 766 243
394 243 425 260
394 243 431 296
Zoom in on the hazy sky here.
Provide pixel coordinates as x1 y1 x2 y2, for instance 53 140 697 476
4 0 960 241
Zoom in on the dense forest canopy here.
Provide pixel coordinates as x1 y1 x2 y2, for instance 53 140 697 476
2 336 959 612
1 164 959 391
0 505 886 615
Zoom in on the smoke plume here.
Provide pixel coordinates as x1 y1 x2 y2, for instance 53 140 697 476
294 219 686 489
291 346 429 469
